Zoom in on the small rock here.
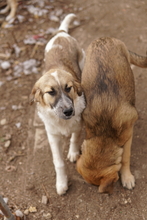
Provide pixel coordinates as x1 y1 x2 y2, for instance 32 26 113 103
5 165 16 172
134 170 141 179
55 9 63 17
0 81 4 87
24 209 29 215
0 107 6 110
13 44 21 57
46 27 57 35
15 210 23 217
0 119 7 125
42 195 48 205
17 15 25 23
29 206 37 213
43 213 52 219
1 61 11 69
4 140 11 148
15 122 21 128
124 200 128 204
49 15 59 22
73 20 80 26
4 134 11 141
24 36 36 45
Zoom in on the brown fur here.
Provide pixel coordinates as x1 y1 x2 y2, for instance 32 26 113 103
77 37 147 193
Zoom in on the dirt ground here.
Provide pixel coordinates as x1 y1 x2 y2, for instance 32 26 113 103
0 0 147 219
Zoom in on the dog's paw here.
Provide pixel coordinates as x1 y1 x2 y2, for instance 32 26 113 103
67 151 79 163
56 182 68 195
121 173 135 190
6 15 15 22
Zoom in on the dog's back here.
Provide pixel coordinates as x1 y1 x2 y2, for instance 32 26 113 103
77 37 147 193
45 14 84 81
82 38 136 139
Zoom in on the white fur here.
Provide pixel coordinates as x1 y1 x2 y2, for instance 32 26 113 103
59 13 76 32
45 32 69 53
51 71 61 86
38 94 85 195
35 13 85 195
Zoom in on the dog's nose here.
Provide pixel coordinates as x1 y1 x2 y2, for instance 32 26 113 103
63 107 73 117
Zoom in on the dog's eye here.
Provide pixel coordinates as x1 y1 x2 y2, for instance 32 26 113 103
47 89 56 96
65 86 72 93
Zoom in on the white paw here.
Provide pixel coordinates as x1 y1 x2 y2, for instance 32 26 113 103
0 8 8 14
6 15 15 22
67 151 79 162
121 173 135 189
56 182 68 195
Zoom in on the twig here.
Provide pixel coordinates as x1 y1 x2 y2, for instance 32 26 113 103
0 195 16 220
42 183 50 203
11 31 18 44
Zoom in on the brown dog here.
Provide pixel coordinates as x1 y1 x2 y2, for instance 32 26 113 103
77 37 147 194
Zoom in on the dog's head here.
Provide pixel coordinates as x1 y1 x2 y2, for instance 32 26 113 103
77 155 120 194
77 138 122 194
30 69 82 120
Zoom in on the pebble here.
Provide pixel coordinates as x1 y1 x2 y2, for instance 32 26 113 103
0 119 7 125
4 134 11 141
4 140 11 148
24 209 29 215
28 206 37 213
17 15 25 23
15 122 21 128
15 210 23 217
41 195 48 205
43 213 52 219
1 61 11 69
49 15 59 22
55 9 63 17
46 27 57 35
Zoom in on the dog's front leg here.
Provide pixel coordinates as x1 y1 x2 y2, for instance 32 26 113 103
67 128 82 162
120 127 135 190
47 133 68 195
5 0 17 21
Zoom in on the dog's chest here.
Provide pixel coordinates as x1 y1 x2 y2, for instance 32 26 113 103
38 107 82 136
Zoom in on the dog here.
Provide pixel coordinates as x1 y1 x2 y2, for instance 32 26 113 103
77 37 147 194
0 0 17 21
30 14 85 195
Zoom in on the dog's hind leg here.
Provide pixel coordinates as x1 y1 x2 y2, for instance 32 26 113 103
120 127 135 190
47 133 68 195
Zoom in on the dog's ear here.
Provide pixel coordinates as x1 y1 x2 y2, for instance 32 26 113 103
73 81 83 96
98 174 118 194
29 86 43 105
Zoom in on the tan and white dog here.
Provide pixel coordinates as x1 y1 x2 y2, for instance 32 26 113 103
77 37 147 194
30 14 85 195
0 0 17 21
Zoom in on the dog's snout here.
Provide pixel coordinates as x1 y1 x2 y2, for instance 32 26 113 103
63 107 73 117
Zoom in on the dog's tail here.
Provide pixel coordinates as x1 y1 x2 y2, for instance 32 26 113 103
129 50 147 68
59 13 76 33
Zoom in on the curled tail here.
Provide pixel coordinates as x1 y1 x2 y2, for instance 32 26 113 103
129 50 147 68
59 13 76 33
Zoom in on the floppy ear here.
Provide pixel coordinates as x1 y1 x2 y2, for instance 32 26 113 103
29 86 43 105
98 174 118 194
73 81 83 96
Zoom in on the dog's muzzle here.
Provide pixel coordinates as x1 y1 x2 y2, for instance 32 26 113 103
63 107 74 117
